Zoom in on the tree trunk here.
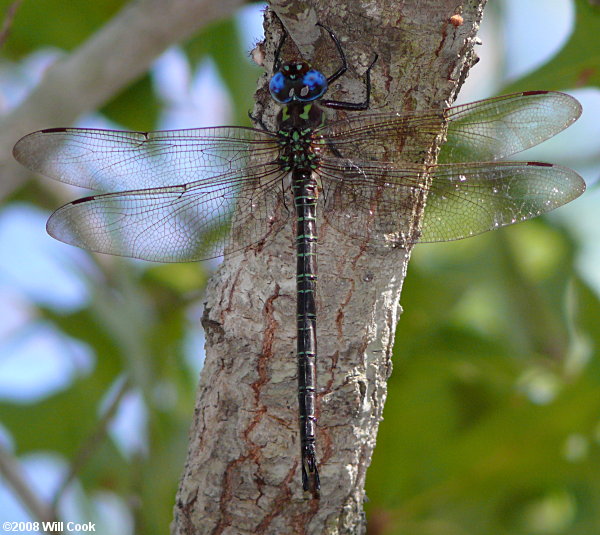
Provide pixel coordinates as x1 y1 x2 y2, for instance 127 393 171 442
172 1 486 533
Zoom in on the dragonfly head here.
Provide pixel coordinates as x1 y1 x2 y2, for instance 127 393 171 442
269 61 328 104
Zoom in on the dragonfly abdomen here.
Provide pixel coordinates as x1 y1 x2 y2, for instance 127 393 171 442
292 168 320 497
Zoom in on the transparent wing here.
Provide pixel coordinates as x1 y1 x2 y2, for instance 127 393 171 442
441 91 582 162
14 93 583 260
13 126 280 190
420 161 585 242
46 163 290 262
318 157 585 247
317 91 581 163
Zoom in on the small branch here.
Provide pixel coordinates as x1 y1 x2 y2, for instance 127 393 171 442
0 0 23 48
50 376 132 510
0 442 59 526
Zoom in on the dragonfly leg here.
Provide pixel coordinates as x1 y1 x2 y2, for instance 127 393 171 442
320 52 378 111
247 110 270 132
272 23 288 73
317 22 348 84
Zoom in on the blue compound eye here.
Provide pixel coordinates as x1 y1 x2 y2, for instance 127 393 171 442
269 62 328 103
269 72 293 103
299 70 327 101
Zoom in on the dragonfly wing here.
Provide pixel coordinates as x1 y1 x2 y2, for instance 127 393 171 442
13 126 279 190
319 157 585 247
420 161 585 242
319 157 428 247
317 92 581 163
46 163 289 262
317 110 444 163
441 91 582 162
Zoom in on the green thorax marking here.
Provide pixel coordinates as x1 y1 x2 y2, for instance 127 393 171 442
299 104 312 120
276 101 326 172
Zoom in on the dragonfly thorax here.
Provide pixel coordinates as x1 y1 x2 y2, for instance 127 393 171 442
270 58 328 173
277 126 321 172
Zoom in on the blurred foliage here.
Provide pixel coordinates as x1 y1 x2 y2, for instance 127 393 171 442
184 17 261 126
365 0 600 531
101 17 261 131
1 0 126 55
0 1 599 534
366 227 600 534
1 1 257 533
502 0 600 93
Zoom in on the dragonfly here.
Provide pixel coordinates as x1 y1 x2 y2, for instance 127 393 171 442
13 24 585 499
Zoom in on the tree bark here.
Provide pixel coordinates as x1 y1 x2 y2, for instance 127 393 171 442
172 1 486 534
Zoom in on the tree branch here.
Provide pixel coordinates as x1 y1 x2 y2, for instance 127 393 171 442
173 1 486 533
50 377 131 510
0 442 58 526
0 0 245 198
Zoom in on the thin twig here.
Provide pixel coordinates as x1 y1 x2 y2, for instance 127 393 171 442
50 376 132 509
0 0 23 48
0 442 59 526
